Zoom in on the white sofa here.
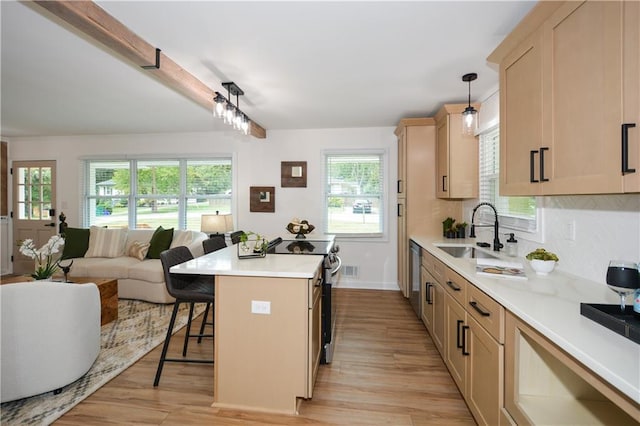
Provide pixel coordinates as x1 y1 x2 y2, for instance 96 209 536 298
0 282 101 403
63 228 208 304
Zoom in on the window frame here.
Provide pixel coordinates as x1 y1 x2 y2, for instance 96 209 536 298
83 156 233 230
323 149 387 239
477 126 545 243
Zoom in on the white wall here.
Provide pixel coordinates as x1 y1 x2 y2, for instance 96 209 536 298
6 127 399 290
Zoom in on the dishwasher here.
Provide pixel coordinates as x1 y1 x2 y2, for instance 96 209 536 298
409 239 421 317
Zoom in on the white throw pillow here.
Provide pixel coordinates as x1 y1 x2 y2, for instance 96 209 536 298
170 230 192 249
128 241 150 260
85 226 127 258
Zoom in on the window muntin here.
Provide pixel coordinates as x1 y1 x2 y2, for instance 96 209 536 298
478 127 538 233
84 158 232 230
325 152 384 236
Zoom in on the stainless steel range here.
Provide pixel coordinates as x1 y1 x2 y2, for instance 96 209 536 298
268 238 341 363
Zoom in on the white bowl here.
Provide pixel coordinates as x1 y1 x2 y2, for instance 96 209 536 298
529 259 557 275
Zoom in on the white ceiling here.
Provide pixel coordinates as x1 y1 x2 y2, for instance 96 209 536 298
1 1 535 138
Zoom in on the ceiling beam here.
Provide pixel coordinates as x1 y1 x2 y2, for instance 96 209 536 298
30 0 267 139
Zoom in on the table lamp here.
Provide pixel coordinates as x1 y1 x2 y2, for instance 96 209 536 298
201 212 233 239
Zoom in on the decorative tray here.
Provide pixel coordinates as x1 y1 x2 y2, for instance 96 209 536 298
580 303 639 345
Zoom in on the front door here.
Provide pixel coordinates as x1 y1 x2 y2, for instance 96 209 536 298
12 161 57 275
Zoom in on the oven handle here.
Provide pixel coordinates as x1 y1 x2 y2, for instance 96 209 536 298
330 255 342 276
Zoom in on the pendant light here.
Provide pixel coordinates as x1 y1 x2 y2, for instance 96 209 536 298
213 82 252 135
461 73 478 135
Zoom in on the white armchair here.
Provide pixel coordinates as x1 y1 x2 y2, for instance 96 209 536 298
1 281 101 403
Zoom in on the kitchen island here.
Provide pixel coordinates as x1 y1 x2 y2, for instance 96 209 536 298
170 245 324 415
411 234 640 425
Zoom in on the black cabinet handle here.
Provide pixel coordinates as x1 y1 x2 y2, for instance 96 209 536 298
530 150 539 183
456 319 464 349
425 282 433 305
397 180 403 193
622 123 637 175
540 147 549 182
462 325 470 356
446 280 461 292
442 175 448 192
397 203 403 217
469 301 491 317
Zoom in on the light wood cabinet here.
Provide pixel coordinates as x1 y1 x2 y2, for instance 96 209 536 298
421 262 445 355
436 256 505 426
434 104 479 199
504 312 639 425
214 267 322 414
490 0 640 196
395 119 461 298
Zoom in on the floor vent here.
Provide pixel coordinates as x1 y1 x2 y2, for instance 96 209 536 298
342 265 359 278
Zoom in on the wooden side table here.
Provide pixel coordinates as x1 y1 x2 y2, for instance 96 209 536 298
0 276 118 325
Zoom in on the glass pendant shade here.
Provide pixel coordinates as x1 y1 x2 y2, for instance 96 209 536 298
462 106 477 135
213 93 226 118
224 103 235 125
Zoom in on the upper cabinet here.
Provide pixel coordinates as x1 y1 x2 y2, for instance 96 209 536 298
489 0 640 196
434 104 479 199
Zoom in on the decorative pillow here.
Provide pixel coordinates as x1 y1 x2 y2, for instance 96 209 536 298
128 241 151 261
85 226 127 258
61 227 90 259
146 226 174 259
169 230 192 249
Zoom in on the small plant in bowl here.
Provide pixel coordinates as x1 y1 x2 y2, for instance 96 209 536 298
526 248 559 275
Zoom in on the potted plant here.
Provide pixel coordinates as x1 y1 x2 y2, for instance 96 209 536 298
238 231 268 256
442 217 456 238
525 248 559 275
18 235 65 280
455 222 468 239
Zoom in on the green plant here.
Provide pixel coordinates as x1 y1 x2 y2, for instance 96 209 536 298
525 248 559 262
442 217 456 232
239 231 267 253
18 235 65 279
454 222 468 231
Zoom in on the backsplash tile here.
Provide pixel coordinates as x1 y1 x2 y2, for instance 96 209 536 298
466 194 640 285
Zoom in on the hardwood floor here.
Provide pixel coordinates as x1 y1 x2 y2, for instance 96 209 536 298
55 289 475 425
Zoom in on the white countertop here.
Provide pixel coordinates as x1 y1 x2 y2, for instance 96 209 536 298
170 245 323 279
411 234 640 405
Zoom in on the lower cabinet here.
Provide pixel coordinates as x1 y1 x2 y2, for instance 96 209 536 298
421 265 445 355
504 312 639 425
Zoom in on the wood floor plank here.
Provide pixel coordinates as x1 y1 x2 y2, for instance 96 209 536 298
54 289 475 425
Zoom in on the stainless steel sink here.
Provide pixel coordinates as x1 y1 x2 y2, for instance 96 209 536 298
437 245 499 260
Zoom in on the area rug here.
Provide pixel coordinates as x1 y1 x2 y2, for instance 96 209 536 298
0 300 206 426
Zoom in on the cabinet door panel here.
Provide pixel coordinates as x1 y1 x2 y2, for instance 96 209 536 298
545 1 623 193
436 118 449 198
500 30 544 196
432 281 446 356
623 1 640 193
444 293 466 394
466 316 503 426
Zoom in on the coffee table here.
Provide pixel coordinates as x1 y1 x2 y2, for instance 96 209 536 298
0 276 118 325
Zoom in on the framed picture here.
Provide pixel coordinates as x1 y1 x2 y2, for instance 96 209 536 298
281 161 307 187
250 186 275 212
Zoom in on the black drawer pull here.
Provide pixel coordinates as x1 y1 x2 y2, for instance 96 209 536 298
425 282 433 305
397 179 403 193
456 319 464 349
446 280 461 292
462 325 470 356
530 150 539 183
469 301 491 317
442 175 448 192
540 147 549 182
622 123 637 175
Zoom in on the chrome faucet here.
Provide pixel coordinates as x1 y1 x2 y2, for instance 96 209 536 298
469 202 503 252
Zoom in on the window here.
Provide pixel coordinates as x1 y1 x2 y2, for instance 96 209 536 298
84 158 232 229
324 152 384 236
478 127 538 233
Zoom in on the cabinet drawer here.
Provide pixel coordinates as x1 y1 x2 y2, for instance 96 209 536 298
443 267 466 306
425 251 446 285
467 284 504 343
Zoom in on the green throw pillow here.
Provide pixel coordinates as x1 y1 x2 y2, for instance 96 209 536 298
146 226 174 259
61 227 90 259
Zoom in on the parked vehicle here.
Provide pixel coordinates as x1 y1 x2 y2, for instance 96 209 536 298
352 199 372 214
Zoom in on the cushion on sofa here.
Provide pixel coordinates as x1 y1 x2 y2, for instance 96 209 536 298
61 227 90 259
128 241 150 260
146 226 174 259
128 259 165 283
81 257 140 279
169 230 193 249
85 226 127 258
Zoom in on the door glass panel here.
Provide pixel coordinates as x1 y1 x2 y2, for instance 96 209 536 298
17 165 53 220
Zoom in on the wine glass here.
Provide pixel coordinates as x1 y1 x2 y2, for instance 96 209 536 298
606 260 640 312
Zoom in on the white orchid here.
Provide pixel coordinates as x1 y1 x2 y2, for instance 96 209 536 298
18 235 65 280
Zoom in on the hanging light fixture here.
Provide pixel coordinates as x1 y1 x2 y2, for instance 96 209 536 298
461 73 478 135
212 81 252 135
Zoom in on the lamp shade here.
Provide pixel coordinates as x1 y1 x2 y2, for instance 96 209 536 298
201 214 233 234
